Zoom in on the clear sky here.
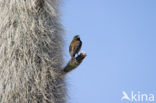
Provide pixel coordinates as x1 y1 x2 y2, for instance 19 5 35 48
61 0 156 103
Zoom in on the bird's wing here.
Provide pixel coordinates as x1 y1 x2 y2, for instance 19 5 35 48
69 40 77 57
73 40 82 54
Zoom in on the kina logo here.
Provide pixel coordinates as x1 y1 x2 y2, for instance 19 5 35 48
121 91 155 102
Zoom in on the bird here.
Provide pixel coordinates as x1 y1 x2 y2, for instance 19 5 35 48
69 35 82 58
121 91 130 101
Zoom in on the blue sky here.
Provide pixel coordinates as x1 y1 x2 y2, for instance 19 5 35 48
61 0 156 103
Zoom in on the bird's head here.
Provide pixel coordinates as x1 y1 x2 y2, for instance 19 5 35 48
73 35 80 40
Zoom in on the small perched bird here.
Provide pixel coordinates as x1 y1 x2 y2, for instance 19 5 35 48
69 35 82 58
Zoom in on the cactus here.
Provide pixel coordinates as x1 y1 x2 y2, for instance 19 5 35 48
0 0 86 103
